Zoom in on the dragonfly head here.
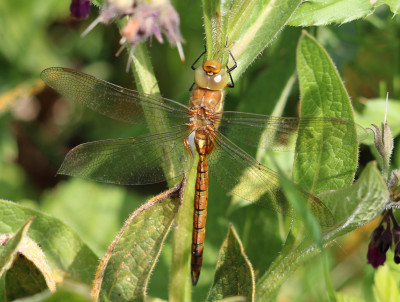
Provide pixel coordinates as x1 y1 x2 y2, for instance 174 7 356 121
194 60 229 90
203 60 222 75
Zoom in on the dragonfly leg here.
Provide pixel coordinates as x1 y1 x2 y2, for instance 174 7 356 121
191 46 207 70
226 50 237 88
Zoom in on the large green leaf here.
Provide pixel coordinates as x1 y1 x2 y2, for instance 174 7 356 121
11 285 92 302
206 225 254 302
5 254 51 300
294 30 366 194
92 180 185 302
0 200 98 286
202 0 303 81
255 161 389 300
289 0 400 26
319 162 389 238
0 217 34 277
278 169 322 247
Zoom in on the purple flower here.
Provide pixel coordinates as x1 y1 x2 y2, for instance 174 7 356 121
81 0 185 70
70 0 91 20
120 6 162 48
380 226 393 253
394 242 400 264
367 241 387 268
366 210 399 269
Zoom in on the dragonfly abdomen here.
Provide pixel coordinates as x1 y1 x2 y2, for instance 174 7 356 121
191 153 209 286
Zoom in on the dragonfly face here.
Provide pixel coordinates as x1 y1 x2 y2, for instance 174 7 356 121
41 57 365 286
193 60 229 90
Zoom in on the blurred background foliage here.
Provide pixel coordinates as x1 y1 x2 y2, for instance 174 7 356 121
0 0 400 301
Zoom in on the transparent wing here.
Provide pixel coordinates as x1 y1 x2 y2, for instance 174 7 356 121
218 111 368 151
208 131 334 227
58 127 193 185
41 67 189 126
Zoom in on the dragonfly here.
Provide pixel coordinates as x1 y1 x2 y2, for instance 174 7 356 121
41 51 364 285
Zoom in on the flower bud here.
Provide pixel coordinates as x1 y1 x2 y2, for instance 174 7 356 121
380 226 393 253
395 241 400 264
370 122 393 177
367 241 387 268
70 0 91 20
389 169 400 202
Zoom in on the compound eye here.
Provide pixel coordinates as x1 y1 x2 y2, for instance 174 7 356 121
208 69 229 90
194 66 209 88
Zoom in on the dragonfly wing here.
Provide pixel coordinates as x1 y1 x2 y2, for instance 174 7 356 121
218 111 368 152
58 127 193 185
41 67 189 126
208 131 334 227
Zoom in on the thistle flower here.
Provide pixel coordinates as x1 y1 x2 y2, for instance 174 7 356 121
81 0 185 70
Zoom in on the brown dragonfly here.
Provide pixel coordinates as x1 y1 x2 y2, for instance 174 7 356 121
41 53 364 285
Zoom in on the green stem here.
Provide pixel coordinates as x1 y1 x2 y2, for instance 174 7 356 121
255 238 322 301
169 161 197 302
128 42 198 301
126 41 196 300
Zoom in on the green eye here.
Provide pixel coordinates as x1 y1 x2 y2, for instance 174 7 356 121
194 66 229 90
208 70 229 90
194 66 208 88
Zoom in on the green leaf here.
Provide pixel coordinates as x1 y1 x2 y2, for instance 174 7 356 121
335 292 367 302
319 161 389 234
41 179 140 257
5 254 50 300
289 0 400 26
206 225 254 302
373 265 400 302
13 284 92 302
0 200 98 286
278 168 322 247
0 216 34 277
294 30 365 194
0 217 57 300
255 162 389 300
216 297 247 302
92 181 184 302
228 27 300 215
202 0 303 80
169 164 197 302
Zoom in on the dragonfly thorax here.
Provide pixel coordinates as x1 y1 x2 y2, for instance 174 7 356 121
190 87 224 111
189 87 223 131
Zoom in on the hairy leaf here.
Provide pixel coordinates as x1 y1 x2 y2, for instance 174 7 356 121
206 225 254 302
289 0 400 26
92 180 185 302
294 30 366 194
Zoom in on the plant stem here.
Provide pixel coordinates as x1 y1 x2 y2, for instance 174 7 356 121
169 160 197 302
